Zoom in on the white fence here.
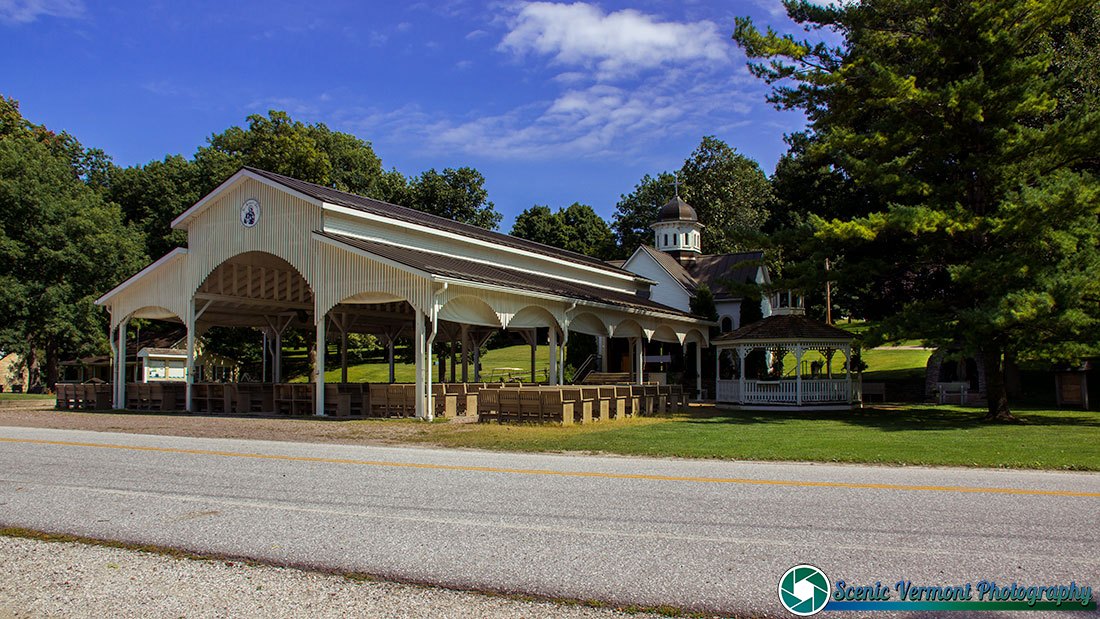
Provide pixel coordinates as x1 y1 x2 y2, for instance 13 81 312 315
715 379 851 405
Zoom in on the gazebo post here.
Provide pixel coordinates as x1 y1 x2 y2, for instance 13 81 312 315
737 346 747 405
314 313 326 417
795 345 804 406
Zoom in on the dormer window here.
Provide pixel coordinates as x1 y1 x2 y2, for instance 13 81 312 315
663 234 669 246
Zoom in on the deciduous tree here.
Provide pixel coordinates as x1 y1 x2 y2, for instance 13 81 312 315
0 97 145 388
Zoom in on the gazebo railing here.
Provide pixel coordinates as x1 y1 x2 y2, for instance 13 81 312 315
716 378 851 405
801 379 850 403
743 380 798 404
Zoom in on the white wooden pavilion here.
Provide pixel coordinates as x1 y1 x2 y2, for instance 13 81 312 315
712 295 857 410
95 167 711 419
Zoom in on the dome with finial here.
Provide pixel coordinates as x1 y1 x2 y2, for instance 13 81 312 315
657 196 697 222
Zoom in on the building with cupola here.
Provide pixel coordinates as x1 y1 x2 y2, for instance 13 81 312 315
613 194 771 334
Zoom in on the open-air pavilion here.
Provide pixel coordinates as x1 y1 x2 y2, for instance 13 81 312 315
712 295 858 410
89 167 712 420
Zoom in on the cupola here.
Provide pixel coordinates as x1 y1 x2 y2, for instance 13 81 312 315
651 193 703 266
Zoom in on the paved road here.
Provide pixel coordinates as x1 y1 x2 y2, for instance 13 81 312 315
0 426 1097 617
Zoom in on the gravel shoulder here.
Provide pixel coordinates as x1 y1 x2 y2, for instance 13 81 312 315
0 534 662 619
0 404 435 446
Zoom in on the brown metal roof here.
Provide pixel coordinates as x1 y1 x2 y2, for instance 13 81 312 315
317 231 702 319
245 167 640 281
656 196 697 222
687 251 764 300
640 245 698 291
713 314 854 342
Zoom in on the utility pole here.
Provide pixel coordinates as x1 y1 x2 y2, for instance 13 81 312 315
825 258 833 324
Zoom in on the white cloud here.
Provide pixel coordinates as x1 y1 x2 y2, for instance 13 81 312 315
499 2 730 79
0 0 84 24
342 68 759 162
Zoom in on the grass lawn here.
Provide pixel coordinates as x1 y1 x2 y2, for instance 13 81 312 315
861 348 933 381
296 344 552 383
401 404 1100 471
0 393 54 402
838 319 924 347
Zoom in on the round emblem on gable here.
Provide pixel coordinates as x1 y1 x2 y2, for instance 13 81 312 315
240 198 260 228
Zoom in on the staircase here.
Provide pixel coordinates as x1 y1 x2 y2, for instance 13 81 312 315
579 371 634 385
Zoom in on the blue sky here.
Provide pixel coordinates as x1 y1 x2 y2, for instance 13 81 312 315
2 0 809 228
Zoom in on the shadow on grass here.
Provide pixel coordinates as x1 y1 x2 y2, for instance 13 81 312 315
679 405 1100 431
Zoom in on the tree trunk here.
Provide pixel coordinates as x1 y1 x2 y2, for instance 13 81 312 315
1004 351 1022 398
45 339 59 393
981 345 1016 422
24 335 40 391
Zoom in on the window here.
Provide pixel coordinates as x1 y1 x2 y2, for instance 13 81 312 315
720 317 733 333
683 233 689 245
663 234 668 246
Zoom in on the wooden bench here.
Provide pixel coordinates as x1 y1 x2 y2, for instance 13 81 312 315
477 388 500 421
935 381 970 405
560 387 594 424
862 382 886 402
538 389 576 425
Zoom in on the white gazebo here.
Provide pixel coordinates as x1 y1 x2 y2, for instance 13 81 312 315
712 295 857 410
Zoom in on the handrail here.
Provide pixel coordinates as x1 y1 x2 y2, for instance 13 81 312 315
570 354 599 384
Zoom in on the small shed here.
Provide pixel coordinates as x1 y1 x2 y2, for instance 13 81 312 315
712 300 857 410
1054 361 1093 410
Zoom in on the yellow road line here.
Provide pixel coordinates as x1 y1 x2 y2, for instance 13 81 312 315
2 436 1098 498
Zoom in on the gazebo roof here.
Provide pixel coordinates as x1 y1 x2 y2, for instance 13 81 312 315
713 314 854 344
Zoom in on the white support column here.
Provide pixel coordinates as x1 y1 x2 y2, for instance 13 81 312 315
695 342 703 400
634 337 645 384
414 312 426 418
597 336 608 372
795 345 804 406
559 328 568 384
714 345 721 402
314 315 326 417
548 327 558 386
185 302 195 412
845 343 856 405
115 319 128 409
109 324 119 407
738 346 747 405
